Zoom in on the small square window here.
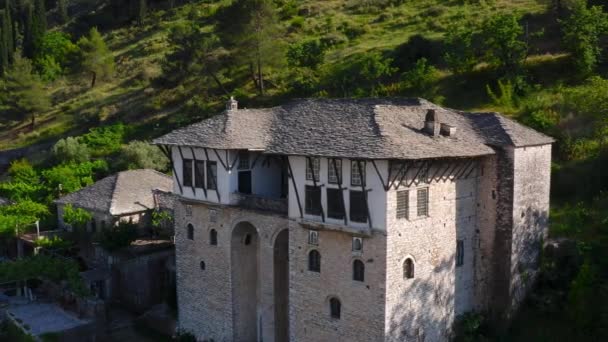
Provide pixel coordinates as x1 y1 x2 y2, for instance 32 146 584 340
351 160 366 186
305 186 322 216
308 230 319 245
352 237 363 252
238 151 250 170
417 188 429 217
306 157 320 181
396 190 409 219
328 159 342 184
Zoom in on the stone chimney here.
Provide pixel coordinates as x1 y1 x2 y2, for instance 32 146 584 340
226 96 238 111
440 123 457 137
424 109 441 137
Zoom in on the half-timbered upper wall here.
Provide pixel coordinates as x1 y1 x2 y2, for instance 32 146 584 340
287 156 390 232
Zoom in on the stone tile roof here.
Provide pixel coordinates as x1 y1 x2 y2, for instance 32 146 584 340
55 169 173 215
153 98 554 160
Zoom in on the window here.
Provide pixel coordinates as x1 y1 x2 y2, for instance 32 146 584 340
308 230 319 245
206 161 217 190
244 234 252 246
329 297 341 319
353 260 365 282
305 186 322 216
91 220 96 233
195 160 205 188
200 261 206 270
352 237 363 252
308 250 321 272
396 190 409 219
183 159 193 187
351 160 366 186
350 191 368 223
404 258 415 279
210 229 218 245
306 157 320 181
417 188 429 217
456 240 464 267
238 151 249 170
238 170 252 194
328 159 342 184
187 224 194 240
327 188 345 219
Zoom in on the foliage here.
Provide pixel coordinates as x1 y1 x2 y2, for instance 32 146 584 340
481 13 528 76
8 159 38 184
0 255 87 297
80 123 126 156
0 52 50 127
42 160 107 195
97 221 137 251
562 76 608 144
444 16 479 74
454 312 488 342
560 0 608 76
401 58 440 101
0 7 14 74
486 78 517 111
61 204 92 231
0 200 49 236
77 27 114 87
287 40 327 70
324 51 396 96
151 209 173 229
118 140 168 171
34 236 72 252
34 32 79 81
52 137 91 164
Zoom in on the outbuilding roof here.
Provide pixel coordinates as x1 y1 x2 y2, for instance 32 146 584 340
55 169 173 215
153 98 554 160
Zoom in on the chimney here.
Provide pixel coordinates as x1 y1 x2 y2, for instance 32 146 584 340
424 109 441 137
226 96 238 111
440 123 457 137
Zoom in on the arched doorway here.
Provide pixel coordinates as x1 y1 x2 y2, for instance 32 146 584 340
231 222 259 341
274 229 289 341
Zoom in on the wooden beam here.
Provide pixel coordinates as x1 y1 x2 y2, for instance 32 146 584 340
228 151 240 171
331 158 348 226
212 149 229 171
188 147 207 199
177 146 196 195
306 157 325 222
463 161 478 179
286 157 303 218
456 160 474 179
394 161 413 190
371 160 389 191
250 153 263 169
355 160 373 229
407 161 428 188
203 148 221 203
163 145 183 195
389 161 407 189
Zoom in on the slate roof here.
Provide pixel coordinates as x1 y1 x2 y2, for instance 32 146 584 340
153 98 554 160
55 169 173 215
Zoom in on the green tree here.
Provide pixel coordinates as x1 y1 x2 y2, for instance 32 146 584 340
77 27 114 87
52 137 91 164
560 0 608 76
0 199 49 236
97 221 137 251
137 0 147 26
34 31 79 80
443 16 478 74
57 0 68 24
62 204 92 231
218 0 285 96
118 141 169 171
401 58 440 100
287 39 327 70
482 13 528 76
0 52 50 129
0 9 12 73
42 160 107 195
8 159 38 184
23 0 46 59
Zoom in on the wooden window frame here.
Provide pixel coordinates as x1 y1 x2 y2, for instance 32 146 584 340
417 188 429 217
396 190 409 219
306 157 320 181
183 158 193 187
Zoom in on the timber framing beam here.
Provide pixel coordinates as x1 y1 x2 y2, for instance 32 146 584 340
203 148 222 203
331 158 348 226
355 160 373 229
306 156 326 222
158 145 183 195
286 157 303 218
177 146 195 195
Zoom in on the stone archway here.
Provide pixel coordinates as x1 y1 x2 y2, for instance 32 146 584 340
231 222 259 341
273 229 289 342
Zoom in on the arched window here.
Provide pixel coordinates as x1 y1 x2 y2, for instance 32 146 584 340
187 224 194 240
329 297 341 319
200 261 206 270
404 258 415 279
210 229 218 245
353 260 365 282
308 250 321 272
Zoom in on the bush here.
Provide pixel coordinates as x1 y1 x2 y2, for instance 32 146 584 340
287 40 327 70
118 141 169 171
401 58 440 101
80 123 127 156
52 137 91 164
97 221 138 251
392 35 444 72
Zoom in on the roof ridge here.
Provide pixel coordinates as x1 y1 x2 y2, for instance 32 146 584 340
108 172 121 215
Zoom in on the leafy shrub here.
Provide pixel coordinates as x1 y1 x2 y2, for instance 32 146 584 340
287 40 327 70
80 123 127 156
97 221 138 251
52 137 91 164
34 236 72 252
392 35 444 72
323 52 396 96
453 312 488 342
42 160 108 195
8 159 39 184
118 141 169 171
401 58 440 101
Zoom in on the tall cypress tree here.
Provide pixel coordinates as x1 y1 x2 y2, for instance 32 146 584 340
57 0 68 24
23 2 34 58
0 10 9 74
137 0 146 26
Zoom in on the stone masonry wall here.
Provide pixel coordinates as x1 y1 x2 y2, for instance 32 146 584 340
289 223 387 342
174 198 288 342
384 168 480 342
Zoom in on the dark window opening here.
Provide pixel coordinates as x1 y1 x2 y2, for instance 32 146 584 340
351 160 366 186
187 224 194 240
238 170 252 194
244 234 252 246
328 159 342 184
308 250 321 272
91 220 96 233
207 161 218 190
417 188 429 217
396 190 409 219
404 258 415 279
200 261 206 270
183 159 193 187
210 229 218 245
305 186 322 216
101 220 106 230
353 260 365 282
456 240 464 267
195 160 205 188
327 188 345 219
352 237 363 252
350 190 368 223
329 297 341 319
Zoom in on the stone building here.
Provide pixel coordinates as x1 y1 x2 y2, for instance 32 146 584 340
153 98 553 342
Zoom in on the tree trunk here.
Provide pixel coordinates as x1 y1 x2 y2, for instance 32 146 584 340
207 70 230 96
91 71 97 88
249 62 259 90
257 47 264 96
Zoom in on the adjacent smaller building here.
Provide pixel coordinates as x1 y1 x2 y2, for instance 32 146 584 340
55 169 173 232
